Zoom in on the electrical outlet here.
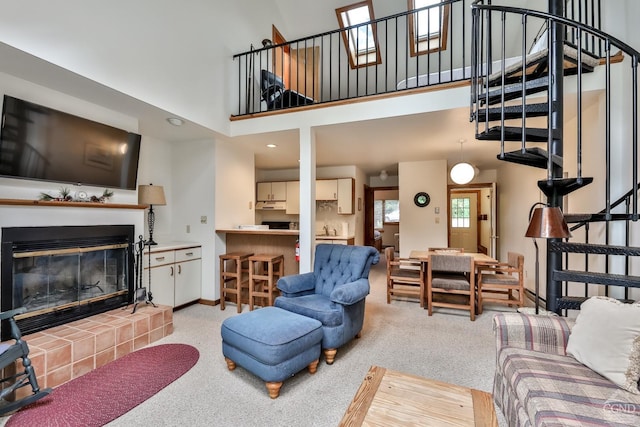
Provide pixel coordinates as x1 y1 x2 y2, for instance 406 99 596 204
435 217 440 224
434 207 440 214
186 225 191 233
200 216 207 224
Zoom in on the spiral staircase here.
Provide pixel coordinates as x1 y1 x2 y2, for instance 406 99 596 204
470 1 640 312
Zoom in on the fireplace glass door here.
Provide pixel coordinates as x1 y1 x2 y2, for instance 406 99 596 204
13 243 129 316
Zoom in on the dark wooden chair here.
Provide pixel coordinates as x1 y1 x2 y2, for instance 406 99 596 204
427 254 476 321
477 252 525 313
385 247 424 306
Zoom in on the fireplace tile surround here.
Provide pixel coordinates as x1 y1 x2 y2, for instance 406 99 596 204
1 304 173 400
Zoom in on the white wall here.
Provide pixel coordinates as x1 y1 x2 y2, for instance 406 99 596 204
398 160 448 257
0 0 289 134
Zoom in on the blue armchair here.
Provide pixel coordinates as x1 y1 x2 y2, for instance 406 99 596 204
274 244 379 364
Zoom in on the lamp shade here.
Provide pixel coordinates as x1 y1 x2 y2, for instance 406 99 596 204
525 206 571 239
138 185 166 206
450 162 475 184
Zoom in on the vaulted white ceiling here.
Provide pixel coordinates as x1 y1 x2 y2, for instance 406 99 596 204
0 0 592 178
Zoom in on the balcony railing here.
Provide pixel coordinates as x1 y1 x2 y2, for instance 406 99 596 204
231 0 603 117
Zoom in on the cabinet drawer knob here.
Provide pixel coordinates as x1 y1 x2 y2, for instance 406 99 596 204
185 252 193 256
155 256 165 261
170 266 174 276
178 265 182 274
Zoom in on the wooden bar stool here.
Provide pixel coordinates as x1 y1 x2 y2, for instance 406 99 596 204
248 254 284 310
219 252 253 312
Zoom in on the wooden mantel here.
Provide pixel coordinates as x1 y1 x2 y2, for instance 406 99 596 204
0 198 146 209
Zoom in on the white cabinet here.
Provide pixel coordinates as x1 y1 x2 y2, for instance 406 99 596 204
315 237 354 246
257 181 286 201
286 181 300 214
337 178 354 214
316 179 338 200
144 245 202 307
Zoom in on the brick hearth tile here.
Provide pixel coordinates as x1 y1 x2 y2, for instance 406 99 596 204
24 333 57 347
95 347 115 368
72 355 95 378
149 311 163 330
133 333 149 350
116 340 133 359
44 325 77 337
149 327 164 343
115 321 134 345
134 316 150 336
38 339 72 372
87 325 116 353
164 322 174 336
67 331 96 362
162 306 173 323
46 364 72 389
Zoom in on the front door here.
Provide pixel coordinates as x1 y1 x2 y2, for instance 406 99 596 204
449 191 479 253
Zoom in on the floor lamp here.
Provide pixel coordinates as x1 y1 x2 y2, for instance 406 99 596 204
138 184 166 246
525 204 571 313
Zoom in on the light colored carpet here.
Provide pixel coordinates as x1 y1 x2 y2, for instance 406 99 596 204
7 255 511 426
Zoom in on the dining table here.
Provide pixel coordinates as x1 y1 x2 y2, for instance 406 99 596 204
409 250 498 268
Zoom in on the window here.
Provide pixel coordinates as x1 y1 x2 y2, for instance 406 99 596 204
408 0 450 56
336 0 381 69
451 197 470 228
374 199 400 228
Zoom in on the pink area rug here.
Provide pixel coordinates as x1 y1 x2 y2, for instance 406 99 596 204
7 343 199 427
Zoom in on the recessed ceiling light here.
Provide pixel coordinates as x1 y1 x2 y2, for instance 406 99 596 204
267 144 277 148
166 117 184 126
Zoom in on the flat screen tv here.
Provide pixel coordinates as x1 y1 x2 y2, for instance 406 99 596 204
0 95 141 190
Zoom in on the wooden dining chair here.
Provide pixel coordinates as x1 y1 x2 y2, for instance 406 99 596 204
476 252 525 313
426 254 475 321
385 247 424 306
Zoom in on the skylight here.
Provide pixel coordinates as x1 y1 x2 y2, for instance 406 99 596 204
409 0 450 56
336 0 381 68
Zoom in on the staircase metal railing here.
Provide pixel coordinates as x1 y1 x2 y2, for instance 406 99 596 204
231 0 601 117
471 1 640 217
471 0 640 312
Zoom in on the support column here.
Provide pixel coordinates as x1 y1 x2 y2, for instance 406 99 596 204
546 0 565 313
299 126 316 273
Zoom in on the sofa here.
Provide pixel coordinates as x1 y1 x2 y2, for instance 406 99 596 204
493 310 640 426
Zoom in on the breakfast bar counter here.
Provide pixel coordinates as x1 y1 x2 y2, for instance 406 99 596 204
216 228 300 276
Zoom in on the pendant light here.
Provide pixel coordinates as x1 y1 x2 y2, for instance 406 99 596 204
450 139 475 184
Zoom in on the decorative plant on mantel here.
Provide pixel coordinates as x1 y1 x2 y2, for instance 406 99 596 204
38 188 114 203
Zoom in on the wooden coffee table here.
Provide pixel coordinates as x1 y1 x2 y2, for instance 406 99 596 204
340 366 498 426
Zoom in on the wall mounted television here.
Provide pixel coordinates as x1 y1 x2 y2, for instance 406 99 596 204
0 95 141 190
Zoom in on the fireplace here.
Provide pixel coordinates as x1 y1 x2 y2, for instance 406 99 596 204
1 225 135 340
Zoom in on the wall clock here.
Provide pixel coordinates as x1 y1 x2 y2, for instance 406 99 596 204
414 192 430 207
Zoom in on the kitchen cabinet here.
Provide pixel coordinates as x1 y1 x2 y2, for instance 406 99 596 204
315 237 355 245
316 179 338 200
257 181 287 201
144 244 202 307
286 181 300 214
337 178 354 214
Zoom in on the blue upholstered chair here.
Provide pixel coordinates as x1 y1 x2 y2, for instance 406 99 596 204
274 244 380 364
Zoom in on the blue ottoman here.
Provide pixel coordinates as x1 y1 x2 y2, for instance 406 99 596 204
221 306 323 398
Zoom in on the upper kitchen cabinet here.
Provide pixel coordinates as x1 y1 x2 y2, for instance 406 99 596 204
257 181 287 201
316 179 338 200
286 181 300 215
337 178 354 214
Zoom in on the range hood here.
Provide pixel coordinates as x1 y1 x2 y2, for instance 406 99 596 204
255 201 287 210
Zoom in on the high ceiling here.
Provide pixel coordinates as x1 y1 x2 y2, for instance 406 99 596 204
0 0 555 180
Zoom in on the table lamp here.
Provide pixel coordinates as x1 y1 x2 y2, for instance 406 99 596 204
138 184 166 246
525 204 571 313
